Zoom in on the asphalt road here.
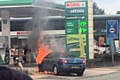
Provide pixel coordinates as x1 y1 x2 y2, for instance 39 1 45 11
32 67 119 80
77 71 120 80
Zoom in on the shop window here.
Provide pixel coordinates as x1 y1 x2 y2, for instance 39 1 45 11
11 20 33 31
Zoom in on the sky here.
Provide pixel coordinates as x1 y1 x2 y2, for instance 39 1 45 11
55 0 120 14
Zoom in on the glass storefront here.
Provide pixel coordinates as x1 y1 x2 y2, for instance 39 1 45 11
93 18 119 46
11 36 29 48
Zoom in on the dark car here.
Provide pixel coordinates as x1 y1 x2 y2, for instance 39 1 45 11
38 52 86 76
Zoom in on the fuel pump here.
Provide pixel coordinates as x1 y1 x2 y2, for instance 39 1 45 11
4 45 10 64
0 36 10 64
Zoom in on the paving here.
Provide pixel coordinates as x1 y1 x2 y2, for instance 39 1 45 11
9 65 120 80
25 66 120 80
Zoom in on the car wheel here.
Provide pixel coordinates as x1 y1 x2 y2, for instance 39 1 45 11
53 66 59 75
77 71 84 76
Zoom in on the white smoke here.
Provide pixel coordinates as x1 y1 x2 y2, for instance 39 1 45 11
27 0 65 52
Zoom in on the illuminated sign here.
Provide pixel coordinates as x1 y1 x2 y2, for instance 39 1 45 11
66 16 86 20
66 21 77 27
65 1 89 59
67 8 85 14
17 31 30 35
67 35 79 41
67 22 74 27
66 34 86 46
66 2 86 8
66 28 78 34
79 21 87 27
79 28 87 33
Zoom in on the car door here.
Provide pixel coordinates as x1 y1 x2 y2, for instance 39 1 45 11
42 57 51 71
46 57 55 71
42 52 59 71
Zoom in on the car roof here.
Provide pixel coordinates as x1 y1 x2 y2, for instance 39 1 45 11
46 52 72 58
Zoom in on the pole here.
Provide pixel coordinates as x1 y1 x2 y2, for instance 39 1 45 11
119 19 120 51
17 36 18 50
112 51 114 66
17 36 20 62
110 38 114 66
78 20 86 60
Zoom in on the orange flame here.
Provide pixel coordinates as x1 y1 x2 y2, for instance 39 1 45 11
36 34 52 64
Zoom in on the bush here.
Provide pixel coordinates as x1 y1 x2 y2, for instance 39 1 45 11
86 59 108 68
86 53 120 68
94 54 105 58
94 53 120 61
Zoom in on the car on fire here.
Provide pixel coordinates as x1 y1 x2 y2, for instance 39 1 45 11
38 52 86 76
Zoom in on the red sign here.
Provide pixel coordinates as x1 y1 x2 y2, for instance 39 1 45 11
17 31 30 35
66 2 80 7
66 2 85 8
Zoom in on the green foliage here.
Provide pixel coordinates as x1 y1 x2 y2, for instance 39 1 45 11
93 2 105 15
86 53 120 68
116 11 120 14
94 53 120 61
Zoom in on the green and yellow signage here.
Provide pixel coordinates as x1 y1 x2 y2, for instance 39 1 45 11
65 0 89 60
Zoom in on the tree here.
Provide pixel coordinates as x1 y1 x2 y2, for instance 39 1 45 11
116 11 120 14
93 2 105 15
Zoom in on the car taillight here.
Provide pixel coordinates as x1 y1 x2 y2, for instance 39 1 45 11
82 60 86 64
61 59 67 63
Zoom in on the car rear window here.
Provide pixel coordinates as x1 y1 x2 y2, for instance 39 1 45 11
46 52 74 58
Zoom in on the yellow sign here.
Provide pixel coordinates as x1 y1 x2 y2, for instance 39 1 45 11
67 34 86 46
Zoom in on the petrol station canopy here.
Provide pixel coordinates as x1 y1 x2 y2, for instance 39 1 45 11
0 0 65 17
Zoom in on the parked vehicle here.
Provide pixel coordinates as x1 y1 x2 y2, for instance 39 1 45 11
38 52 86 76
